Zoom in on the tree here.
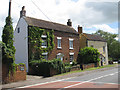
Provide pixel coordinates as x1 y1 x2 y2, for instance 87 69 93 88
109 41 120 60
77 47 100 64
93 30 118 59
2 16 15 69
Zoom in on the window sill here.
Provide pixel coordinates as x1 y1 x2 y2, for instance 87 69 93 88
41 46 47 48
57 47 62 49
69 48 74 50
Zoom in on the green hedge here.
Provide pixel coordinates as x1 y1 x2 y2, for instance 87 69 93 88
29 59 65 77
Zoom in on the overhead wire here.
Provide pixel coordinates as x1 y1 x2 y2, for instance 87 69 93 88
31 0 52 22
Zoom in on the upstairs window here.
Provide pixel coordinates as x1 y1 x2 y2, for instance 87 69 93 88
69 38 74 49
57 37 62 49
17 28 20 33
41 35 47 48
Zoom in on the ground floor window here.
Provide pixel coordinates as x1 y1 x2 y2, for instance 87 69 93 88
69 53 74 64
42 52 48 60
70 55 74 62
57 53 64 61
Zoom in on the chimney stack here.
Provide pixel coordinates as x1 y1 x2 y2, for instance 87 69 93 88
67 19 72 26
78 25 82 34
20 6 26 18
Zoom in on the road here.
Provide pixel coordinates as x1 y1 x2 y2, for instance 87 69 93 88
15 67 119 90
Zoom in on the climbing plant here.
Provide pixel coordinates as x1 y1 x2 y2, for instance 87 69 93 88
28 26 55 61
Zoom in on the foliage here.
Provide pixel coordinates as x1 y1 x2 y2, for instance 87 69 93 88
29 59 65 76
109 41 120 60
77 47 100 64
93 30 118 59
71 60 77 66
28 26 55 60
2 16 16 74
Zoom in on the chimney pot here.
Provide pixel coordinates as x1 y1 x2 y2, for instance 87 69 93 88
67 19 72 26
78 25 82 34
20 6 26 18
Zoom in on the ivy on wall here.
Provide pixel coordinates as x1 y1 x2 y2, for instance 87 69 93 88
28 26 55 61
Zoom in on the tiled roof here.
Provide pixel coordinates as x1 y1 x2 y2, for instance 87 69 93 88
83 33 106 42
24 17 79 35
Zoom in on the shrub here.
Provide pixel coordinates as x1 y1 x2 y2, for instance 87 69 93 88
77 47 100 64
29 59 65 76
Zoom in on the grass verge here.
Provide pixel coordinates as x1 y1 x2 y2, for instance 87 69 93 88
54 64 117 77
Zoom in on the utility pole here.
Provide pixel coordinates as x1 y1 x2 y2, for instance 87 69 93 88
8 0 12 17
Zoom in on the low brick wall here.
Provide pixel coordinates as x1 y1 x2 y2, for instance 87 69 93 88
83 63 95 69
70 65 80 71
2 64 26 84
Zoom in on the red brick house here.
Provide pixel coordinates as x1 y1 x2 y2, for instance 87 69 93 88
14 6 80 72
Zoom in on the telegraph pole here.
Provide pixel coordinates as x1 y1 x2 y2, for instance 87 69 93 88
8 0 12 17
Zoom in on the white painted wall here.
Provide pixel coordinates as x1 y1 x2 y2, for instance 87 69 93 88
14 17 28 72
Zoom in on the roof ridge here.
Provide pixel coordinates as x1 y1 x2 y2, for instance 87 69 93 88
24 16 79 34
25 16 74 29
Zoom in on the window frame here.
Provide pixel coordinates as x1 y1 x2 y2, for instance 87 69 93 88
42 52 48 60
57 37 62 49
69 38 74 49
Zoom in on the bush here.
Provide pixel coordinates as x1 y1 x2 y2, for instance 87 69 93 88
77 47 100 64
29 59 65 76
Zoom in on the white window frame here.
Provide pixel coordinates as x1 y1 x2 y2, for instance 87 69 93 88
41 35 47 48
69 53 74 64
57 53 64 61
57 37 62 49
42 52 48 60
69 38 74 49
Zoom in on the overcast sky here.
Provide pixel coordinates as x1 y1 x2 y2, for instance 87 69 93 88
0 0 119 41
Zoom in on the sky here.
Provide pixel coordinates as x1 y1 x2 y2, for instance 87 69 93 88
0 0 119 41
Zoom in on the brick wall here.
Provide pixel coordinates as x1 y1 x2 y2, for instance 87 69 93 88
2 64 26 84
48 30 80 63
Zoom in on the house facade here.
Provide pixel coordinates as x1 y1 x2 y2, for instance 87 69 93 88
78 26 108 65
14 6 80 72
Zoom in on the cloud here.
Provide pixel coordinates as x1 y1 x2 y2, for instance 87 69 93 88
0 0 118 41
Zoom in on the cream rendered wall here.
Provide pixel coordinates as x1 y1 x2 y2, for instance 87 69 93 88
14 17 28 72
87 40 108 65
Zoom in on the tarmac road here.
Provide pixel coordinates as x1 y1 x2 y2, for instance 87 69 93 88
14 67 119 90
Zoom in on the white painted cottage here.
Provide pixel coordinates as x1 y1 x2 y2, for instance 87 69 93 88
14 6 29 72
14 6 80 72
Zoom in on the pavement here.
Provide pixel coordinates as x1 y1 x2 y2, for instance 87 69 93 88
1 64 119 90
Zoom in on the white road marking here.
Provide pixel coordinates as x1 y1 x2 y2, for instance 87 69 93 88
63 72 118 88
16 77 75 89
14 71 118 89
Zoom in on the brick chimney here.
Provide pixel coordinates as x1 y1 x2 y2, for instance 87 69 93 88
67 19 72 26
20 6 26 18
78 25 82 34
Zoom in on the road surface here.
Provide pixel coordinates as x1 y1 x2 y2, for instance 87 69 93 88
15 67 119 90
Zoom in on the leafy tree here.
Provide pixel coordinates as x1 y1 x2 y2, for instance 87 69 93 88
2 16 15 70
109 41 120 60
93 30 118 59
77 47 100 64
